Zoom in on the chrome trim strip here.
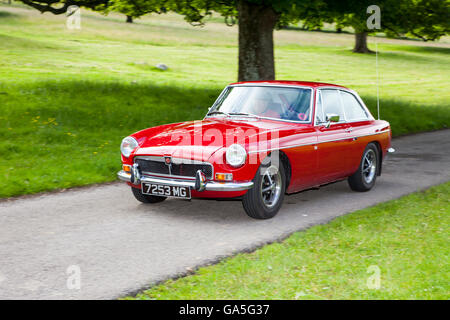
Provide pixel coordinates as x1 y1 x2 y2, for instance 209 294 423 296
141 172 196 180
247 129 390 154
117 171 253 192
134 155 164 162
135 156 210 165
208 86 230 113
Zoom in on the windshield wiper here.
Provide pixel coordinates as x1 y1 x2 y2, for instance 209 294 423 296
228 112 259 118
207 111 259 119
207 110 229 116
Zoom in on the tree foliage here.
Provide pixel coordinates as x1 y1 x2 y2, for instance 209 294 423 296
384 0 450 41
19 0 109 14
107 0 167 19
296 0 449 41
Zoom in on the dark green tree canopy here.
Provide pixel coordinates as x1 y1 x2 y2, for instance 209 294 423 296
20 0 109 14
292 0 449 52
384 0 449 41
107 0 167 19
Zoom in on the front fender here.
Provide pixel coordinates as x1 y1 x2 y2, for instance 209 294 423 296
207 147 262 182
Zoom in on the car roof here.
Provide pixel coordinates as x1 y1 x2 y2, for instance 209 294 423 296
229 80 348 89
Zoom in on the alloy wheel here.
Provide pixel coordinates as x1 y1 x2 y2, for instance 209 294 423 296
260 165 282 208
362 149 376 184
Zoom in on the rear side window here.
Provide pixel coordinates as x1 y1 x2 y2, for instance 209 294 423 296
321 89 345 121
340 91 368 121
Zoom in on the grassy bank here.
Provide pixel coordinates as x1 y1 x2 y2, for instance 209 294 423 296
128 183 450 300
1 5 449 197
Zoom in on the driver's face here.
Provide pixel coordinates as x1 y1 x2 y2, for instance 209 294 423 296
253 99 269 114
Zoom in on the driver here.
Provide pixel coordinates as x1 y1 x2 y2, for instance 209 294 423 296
250 92 280 118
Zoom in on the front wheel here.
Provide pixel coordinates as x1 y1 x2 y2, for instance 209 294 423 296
348 143 379 192
131 187 167 203
242 163 286 219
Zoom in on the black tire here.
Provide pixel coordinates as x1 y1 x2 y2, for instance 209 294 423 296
348 143 379 192
242 162 286 219
131 187 167 203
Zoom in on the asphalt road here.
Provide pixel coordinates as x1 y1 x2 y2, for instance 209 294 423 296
0 130 449 299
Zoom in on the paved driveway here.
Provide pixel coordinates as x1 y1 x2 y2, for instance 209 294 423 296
0 130 449 299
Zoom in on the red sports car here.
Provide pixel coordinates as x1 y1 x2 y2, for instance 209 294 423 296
118 81 394 219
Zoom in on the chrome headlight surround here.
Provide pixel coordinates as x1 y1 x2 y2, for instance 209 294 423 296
226 144 247 167
120 136 138 158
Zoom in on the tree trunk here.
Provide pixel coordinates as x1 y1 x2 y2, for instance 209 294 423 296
353 32 374 53
237 0 279 82
126 15 133 23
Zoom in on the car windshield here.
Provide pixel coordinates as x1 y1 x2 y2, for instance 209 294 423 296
208 86 312 122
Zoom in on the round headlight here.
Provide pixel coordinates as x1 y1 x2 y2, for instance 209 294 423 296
226 144 247 167
120 136 138 157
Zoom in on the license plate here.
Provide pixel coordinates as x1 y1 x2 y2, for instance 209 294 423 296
141 183 191 199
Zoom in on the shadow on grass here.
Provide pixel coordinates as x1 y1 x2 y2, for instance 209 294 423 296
0 10 19 18
384 44 450 55
332 46 449 64
281 25 352 35
362 95 450 136
0 33 64 50
1 80 222 134
374 50 449 64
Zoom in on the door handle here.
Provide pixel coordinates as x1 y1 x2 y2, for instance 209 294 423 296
345 128 353 133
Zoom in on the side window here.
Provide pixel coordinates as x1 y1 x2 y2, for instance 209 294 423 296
340 91 368 121
321 89 345 121
315 91 325 123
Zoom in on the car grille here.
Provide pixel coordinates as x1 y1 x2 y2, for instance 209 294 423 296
135 157 213 179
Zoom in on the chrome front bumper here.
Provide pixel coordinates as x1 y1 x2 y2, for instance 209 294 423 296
117 170 254 192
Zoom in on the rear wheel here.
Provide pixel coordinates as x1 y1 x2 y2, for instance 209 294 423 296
131 187 167 203
242 162 286 219
348 143 379 192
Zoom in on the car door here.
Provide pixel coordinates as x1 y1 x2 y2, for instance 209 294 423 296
277 89 318 193
315 89 353 185
339 90 374 174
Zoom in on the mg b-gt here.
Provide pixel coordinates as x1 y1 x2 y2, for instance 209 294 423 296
118 81 394 219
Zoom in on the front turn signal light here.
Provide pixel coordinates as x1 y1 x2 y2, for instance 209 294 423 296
215 173 233 181
123 165 131 173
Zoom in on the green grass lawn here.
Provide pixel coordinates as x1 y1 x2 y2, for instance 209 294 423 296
1 4 449 198
128 183 450 300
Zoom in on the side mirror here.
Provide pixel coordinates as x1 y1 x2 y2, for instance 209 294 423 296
325 113 339 128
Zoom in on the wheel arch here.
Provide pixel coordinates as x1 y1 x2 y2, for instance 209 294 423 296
368 140 382 176
266 150 292 189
